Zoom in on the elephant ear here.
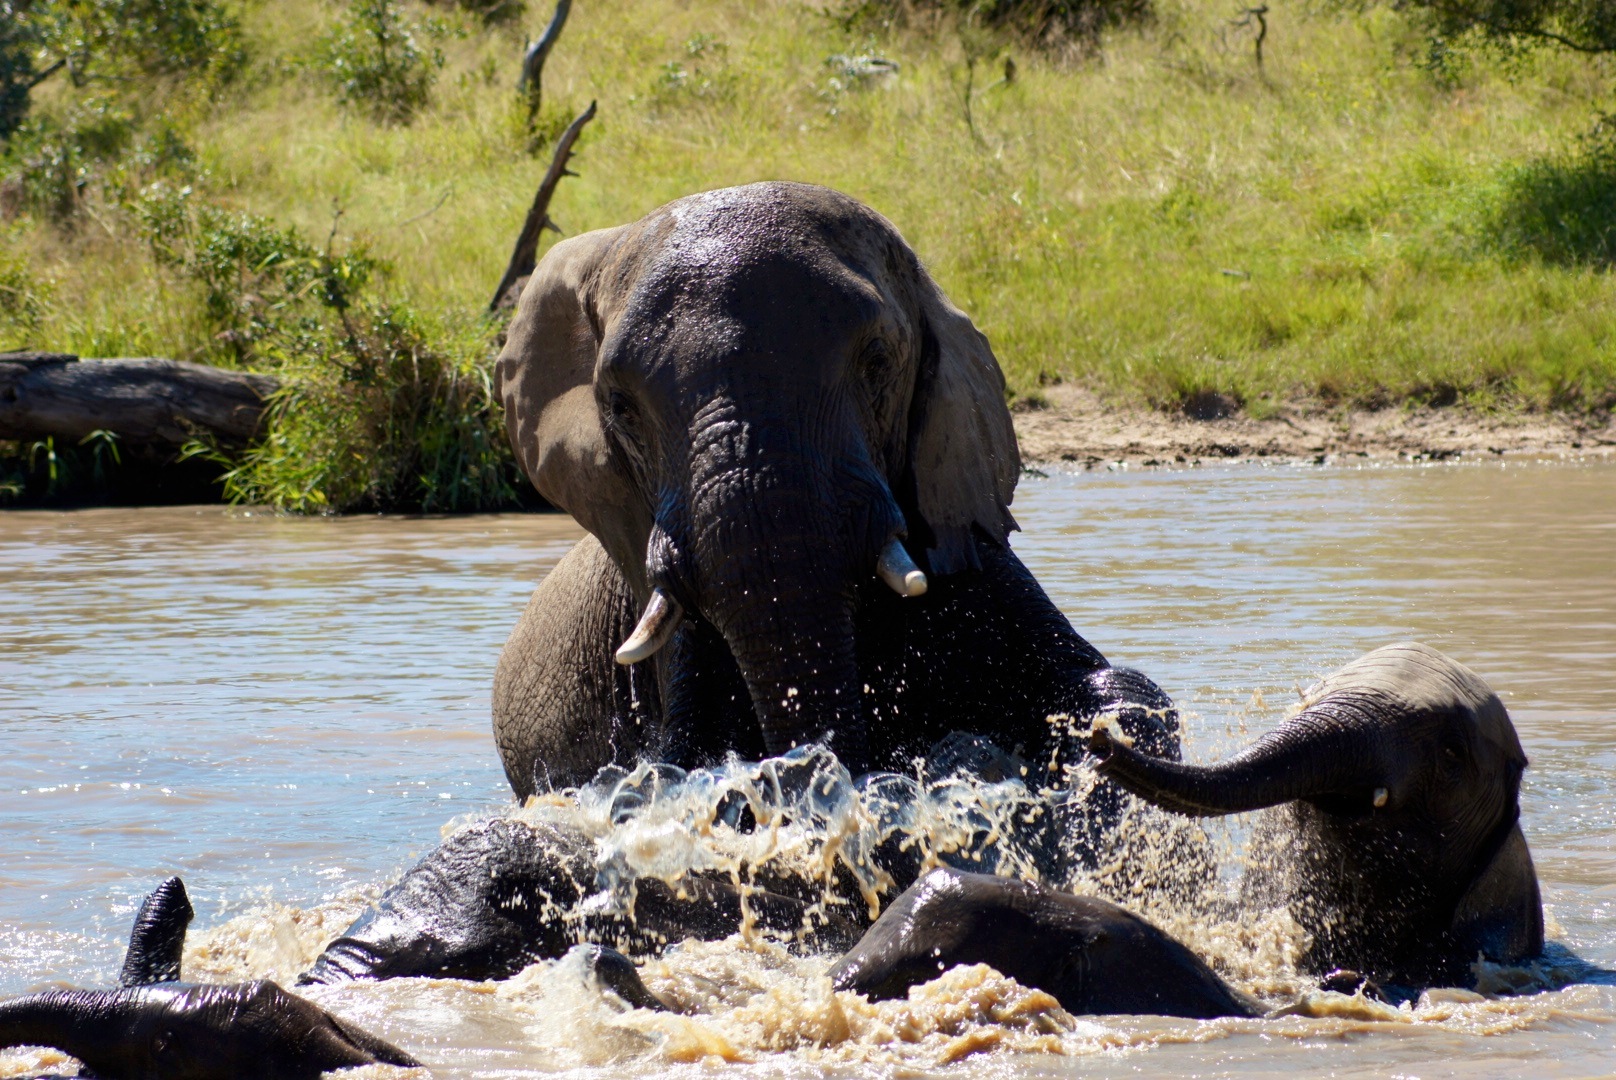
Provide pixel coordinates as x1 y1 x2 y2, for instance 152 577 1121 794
497 225 643 576
905 282 1020 574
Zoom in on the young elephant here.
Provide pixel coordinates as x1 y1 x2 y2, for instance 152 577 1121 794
0 878 419 1079
1091 642 1544 988
828 867 1262 1019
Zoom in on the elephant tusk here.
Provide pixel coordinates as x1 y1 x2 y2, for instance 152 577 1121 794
615 588 684 665
877 538 928 597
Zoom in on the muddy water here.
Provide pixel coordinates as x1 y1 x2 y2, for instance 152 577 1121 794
2 459 1614 1077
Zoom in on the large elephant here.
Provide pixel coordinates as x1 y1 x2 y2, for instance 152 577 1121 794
492 181 1176 802
1091 642 1543 988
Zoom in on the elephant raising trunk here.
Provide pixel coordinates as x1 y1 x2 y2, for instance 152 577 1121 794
1091 642 1543 987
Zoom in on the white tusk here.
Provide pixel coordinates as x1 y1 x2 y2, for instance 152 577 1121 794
877 538 928 597
1372 787 1388 808
615 589 684 665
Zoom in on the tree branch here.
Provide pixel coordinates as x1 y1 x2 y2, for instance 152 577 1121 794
520 0 572 123
1417 0 1616 54
489 99 596 313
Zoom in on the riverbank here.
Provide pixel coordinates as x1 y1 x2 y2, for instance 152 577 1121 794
1014 386 1616 468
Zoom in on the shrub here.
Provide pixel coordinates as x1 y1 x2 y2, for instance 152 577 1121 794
133 182 370 360
0 0 244 139
1487 115 1616 266
1391 0 1616 56
223 303 527 512
3 97 137 220
317 0 445 124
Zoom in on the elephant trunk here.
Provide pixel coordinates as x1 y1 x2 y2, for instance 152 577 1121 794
1091 697 1387 817
0 991 122 1065
721 593 866 769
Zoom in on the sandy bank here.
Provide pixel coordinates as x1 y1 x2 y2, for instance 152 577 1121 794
1013 385 1616 470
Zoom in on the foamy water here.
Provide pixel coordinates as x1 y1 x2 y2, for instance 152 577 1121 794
3 459 1615 1077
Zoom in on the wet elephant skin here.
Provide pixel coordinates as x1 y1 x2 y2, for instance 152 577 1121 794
828 867 1261 1020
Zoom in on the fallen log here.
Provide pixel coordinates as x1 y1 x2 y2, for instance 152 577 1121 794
0 352 279 445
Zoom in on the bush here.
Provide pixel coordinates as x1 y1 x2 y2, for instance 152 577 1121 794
127 188 528 511
134 182 369 360
1392 0 1616 56
3 96 137 219
1488 115 1616 266
0 0 244 140
223 303 527 512
317 0 445 124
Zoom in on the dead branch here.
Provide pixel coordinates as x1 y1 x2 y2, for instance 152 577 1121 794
1232 5 1269 72
489 99 597 313
520 0 572 125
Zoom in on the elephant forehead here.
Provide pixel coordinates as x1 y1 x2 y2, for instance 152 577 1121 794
602 189 892 361
1303 642 1523 761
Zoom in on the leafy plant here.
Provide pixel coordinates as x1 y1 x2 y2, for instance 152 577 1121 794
1 0 244 142
317 0 445 124
1487 114 1616 265
224 303 526 512
1391 0 1616 56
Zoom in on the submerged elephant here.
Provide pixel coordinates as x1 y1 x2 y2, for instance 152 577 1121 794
299 817 861 986
1092 642 1543 988
493 180 1177 803
300 818 1259 1021
0 878 419 1079
828 867 1262 1019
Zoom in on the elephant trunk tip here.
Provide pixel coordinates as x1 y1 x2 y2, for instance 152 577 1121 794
877 538 927 597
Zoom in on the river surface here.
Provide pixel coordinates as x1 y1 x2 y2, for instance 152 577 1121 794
1 459 1613 1077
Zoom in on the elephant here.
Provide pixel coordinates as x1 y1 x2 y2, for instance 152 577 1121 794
491 181 1179 826
828 866 1263 1019
0 878 419 1079
300 817 1260 1021
1090 642 1544 989
298 817 861 986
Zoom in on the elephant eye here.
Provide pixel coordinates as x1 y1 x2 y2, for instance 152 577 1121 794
606 390 642 439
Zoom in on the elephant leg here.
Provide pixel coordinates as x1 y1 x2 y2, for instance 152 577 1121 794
493 535 661 798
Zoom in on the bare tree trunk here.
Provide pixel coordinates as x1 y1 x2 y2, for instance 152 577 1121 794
489 100 597 313
520 0 572 125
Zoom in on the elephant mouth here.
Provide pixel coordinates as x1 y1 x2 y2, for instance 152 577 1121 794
613 537 926 670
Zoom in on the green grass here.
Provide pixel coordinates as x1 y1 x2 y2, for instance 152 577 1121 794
5 0 1616 429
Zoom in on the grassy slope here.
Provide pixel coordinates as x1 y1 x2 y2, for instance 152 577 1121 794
6 0 1616 414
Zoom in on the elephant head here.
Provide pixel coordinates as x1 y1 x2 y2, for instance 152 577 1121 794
1090 642 1543 983
497 182 1019 772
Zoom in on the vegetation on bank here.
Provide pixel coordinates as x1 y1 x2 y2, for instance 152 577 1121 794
2 0 1614 507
